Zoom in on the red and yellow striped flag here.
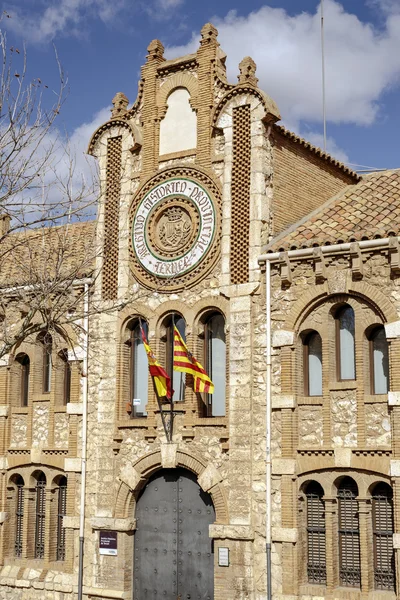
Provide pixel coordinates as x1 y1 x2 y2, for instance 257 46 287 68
141 326 172 400
173 326 214 394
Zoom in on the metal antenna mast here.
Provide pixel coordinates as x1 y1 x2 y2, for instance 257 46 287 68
321 0 327 152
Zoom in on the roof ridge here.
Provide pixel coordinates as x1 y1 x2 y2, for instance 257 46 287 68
273 124 360 180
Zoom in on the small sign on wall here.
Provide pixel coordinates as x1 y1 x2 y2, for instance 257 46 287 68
99 531 118 556
218 547 229 567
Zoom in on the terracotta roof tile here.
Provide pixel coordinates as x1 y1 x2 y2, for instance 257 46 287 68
265 170 400 252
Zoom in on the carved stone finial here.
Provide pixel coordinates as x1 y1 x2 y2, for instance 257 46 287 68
200 22 219 44
238 56 258 86
147 39 165 62
111 92 129 118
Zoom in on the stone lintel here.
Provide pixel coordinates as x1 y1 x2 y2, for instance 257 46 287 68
63 516 80 529
390 460 400 477
272 527 298 543
64 458 82 472
161 443 178 469
219 282 259 299
209 524 254 540
272 395 296 409
90 517 136 532
388 391 400 406
0 511 8 523
0 456 8 470
334 448 352 468
0 405 9 417
272 458 296 475
385 320 400 339
197 463 223 492
393 533 400 549
82 586 129 599
67 402 84 415
272 330 294 348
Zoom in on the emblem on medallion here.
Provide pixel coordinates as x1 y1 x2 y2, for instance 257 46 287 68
132 177 216 279
158 207 192 250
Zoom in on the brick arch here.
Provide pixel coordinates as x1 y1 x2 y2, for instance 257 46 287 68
157 73 198 119
87 119 136 157
213 85 280 128
115 448 228 524
284 281 398 333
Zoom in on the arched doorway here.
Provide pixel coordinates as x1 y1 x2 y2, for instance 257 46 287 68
134 468 215 599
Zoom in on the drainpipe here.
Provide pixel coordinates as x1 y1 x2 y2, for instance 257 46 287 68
258 236 397 600
78 283 89 600
265 259 272 600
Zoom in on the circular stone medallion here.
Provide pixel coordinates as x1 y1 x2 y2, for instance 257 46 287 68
132 178 216 278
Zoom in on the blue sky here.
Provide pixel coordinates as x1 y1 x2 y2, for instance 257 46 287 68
2 0 400 174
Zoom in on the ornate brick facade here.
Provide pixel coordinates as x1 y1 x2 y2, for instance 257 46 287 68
0 22 375 600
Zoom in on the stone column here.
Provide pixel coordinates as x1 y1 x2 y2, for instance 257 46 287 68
358 497 372 593
324 496 337 593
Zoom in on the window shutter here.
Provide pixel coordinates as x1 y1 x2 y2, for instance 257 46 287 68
338 478 360 587
373 483 395 590
306 482 326 584
14 478 24 557
57 479 67 561
35 475 46 559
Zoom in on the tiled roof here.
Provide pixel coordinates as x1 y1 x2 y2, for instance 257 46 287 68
273 125 361 180
0 220 96 288
266 170 400 252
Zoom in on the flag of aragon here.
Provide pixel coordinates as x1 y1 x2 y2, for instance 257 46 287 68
140 325 172 400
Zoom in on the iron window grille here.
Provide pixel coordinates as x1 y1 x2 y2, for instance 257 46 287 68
57 478 67 561
14 476 24 557
338 478 361 587
306 482 326 584
373 483 395 590
35 474 46 559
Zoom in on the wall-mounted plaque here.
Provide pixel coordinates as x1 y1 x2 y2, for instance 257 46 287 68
99 531 117 556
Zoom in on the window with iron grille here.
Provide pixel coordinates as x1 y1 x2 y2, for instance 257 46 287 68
14 476 24 558
35 472 46 559
305 481 326 584
57 477 67 561
338 478 360 587
372 483 395 591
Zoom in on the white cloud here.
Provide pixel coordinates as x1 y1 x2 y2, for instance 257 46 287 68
157 0 184 8
4 0 128 43
165 1 400 128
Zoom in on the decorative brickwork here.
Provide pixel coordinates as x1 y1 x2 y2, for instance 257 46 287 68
102 136 122 300
230 105 251 285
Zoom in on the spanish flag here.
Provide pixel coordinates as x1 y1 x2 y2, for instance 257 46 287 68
140 326 172 400
173 326 214 394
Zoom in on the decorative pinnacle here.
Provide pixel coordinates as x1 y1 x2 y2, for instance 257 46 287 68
238 56 258 86
111 92 129 118
200 22 218 44
146 39 165 62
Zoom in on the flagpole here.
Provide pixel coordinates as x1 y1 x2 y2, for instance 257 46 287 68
170 314 175 442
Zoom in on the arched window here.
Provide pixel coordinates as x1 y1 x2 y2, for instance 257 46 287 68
59 349 71 405
39 332 52 393
56 477 67 561
166 314 186 402
129 320 149 417
14 475 24 558
338 477 360 587
204 313 226 417
304 332 323 396
35 472 46 559
372 483 395 590
16 353 30 407
336 306 356 380
370 327 389 394
305 481 326 584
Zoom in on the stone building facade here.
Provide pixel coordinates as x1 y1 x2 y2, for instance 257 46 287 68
3 21 395 600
